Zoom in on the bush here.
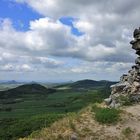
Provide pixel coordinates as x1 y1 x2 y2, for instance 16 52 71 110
92 105 120 124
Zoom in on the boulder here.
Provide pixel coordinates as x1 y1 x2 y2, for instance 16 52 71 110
104 98 112 105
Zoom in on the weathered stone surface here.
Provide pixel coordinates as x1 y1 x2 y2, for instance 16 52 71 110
105 27 140 108
111 83 127 94
104 98 112 105
127 77 134 85
133 27 140 39
130 94 140 102
130 40 136 45
132 40 140 50
120 74 127 82
109 100 116 108
136 50 140 55
135 57 140 64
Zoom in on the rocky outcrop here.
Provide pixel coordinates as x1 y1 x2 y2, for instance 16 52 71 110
105 27 140 108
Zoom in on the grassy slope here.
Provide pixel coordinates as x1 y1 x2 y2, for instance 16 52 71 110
21 104 140 140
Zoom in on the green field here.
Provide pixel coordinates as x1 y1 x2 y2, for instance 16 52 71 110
0 80 115 140
0 89 105 118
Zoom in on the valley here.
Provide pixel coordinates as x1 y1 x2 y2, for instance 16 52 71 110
0 80 115 140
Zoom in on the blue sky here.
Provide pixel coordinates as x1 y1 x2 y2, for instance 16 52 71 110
59 17 84 36
0 0 139 82
0 0 42 31
0 0 82 35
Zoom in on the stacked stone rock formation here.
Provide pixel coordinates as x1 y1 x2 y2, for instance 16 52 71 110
105 27 140 108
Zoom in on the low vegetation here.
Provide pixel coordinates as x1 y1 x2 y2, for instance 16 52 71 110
21 104 140 140
19 101 140 140
92 104 120 124
0 113 64 140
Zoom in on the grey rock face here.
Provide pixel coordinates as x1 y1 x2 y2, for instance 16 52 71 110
136 50 140 55
132 40 140 50
104 98 112 105
105 27 140 107
130 94 140 102
135 57 140 64
133 27 140 39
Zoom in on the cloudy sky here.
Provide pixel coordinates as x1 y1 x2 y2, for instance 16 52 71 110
0 0 139 82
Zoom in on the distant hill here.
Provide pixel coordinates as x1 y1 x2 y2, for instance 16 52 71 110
55 79 117 89
70 79 117 88
0 80 29 85
0 83 56 99
0 80 19 84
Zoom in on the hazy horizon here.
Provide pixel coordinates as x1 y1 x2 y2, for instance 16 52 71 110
0 78 118 83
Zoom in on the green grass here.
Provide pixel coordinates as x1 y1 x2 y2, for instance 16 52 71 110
0 113 64 140
0 89 106 118
92 105 120 124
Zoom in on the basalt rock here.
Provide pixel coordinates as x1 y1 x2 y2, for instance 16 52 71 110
133 27 140 39
136 50 140 55
105 27 140 108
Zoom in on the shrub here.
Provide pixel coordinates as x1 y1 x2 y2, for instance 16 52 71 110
92 105 120 124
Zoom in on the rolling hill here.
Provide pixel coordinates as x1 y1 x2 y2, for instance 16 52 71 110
70 79 117 89
0 83 56 99
55 79 117 90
